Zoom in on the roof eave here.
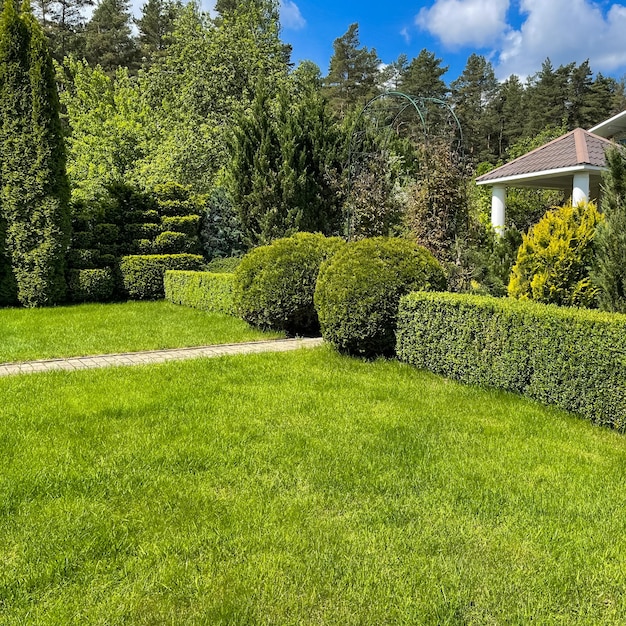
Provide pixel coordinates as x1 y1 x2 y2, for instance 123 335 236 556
476 164 606 187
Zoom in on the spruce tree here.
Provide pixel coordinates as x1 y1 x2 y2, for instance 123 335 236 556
592 146 626 313
0 0 71 306
136 0 179 65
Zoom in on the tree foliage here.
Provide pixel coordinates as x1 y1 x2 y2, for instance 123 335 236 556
592 146 626 313
0 0 71 306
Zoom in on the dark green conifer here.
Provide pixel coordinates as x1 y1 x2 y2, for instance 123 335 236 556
0 0 71 306
593 146 626 313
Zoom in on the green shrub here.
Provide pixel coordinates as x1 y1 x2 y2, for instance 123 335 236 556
126 209 159 223
205 256 242 273
67 268 115 303
119 254 204 300
234 232 344 335
66 248 100 270
164 270 234 315
508 201 603 307
72 231 93 249
154 231 199 254
125 223 161 240
396 292 626 429
161 215 201 236
314 237 447 356
133 239 154 255
93 223 119 244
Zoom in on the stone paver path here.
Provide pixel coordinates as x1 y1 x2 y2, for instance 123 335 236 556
0 337 323 377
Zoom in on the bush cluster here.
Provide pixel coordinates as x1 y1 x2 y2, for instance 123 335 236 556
119 254 204 300
233 232 344 335
396 291 626 429
67 268 115 303
164 270 234 315
314 237 447 356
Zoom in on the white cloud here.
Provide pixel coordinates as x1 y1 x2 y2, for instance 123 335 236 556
416 0 510 48
496 0 626 78
400 27 411 44
280 0 306 30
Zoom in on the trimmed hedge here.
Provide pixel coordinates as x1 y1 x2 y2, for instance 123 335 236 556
314 237 447 356
164 270 234 315
205 256 242 273
396 292 626 429
119 254 204 300
154 231 199 254
67 268 115 303
161 215 201 236
234 232 344 335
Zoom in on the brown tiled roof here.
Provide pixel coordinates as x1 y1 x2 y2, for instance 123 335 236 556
476 129 613 183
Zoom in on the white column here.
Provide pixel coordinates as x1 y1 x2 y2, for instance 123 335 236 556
491 185 506 234
572 173 590 205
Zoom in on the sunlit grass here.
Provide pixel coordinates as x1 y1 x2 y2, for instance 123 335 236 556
0 300 282 362
1 347 625 623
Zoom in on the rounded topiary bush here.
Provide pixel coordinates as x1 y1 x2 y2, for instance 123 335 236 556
314 237 447 356
233 232 344 335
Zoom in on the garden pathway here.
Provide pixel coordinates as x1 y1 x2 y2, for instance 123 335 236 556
0 337 324 377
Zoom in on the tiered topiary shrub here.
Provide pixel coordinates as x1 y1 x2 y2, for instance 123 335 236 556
164 270 234 315
314 237 447 357
233 232 344 335
119 254 204 300
396 292 626 429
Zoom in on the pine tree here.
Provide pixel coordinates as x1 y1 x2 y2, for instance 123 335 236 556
400 49 448 99
450 53 499 162
525 58 570 135
84 0 138 75
492 74 525 159
136 0 179 65
592 146 626 312
323 23 380 117
0 0 71 306
33 0 93 62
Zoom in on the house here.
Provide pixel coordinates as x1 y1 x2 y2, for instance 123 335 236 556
476 110 626 231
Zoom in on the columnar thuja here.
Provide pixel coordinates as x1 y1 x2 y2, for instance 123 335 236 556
0 0 71 306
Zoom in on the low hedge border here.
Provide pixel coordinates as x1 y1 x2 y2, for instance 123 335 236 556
396 292 626 429
164 270 234 315
120 254 204 300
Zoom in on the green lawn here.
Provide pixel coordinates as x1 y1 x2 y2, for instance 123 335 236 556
1 347 625 624
0 300 282 362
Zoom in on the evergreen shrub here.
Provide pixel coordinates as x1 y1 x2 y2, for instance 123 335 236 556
67 249 100 269
125 223 161 240
154 231 198 254
68 268 115 303
162 215 201 236
164 270 234 315
93 223 119 244
234 232 344 334
396 292 626 429
508 201 603 307
314 237 446 356
119 254 204 300
133 239 154 255
205 256 242 273
72 231 93 249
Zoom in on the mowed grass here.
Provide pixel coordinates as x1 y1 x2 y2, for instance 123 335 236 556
0 300 282 362
2 347 626 624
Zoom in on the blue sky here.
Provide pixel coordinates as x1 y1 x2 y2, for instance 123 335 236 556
273 0 626 82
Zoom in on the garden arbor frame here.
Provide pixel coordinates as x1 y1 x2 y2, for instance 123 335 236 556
345 91 463 240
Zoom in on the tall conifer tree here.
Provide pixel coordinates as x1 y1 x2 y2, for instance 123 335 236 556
0 0 71 306
592 146 626 312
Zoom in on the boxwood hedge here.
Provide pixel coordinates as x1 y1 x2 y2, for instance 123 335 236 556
67 268 115 303
396 292 626 429
164 270 234 315
119 254 204 300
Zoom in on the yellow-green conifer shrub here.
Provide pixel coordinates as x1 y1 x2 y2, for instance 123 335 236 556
508 201 603 307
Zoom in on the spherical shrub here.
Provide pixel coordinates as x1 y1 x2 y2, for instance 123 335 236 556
314 237 447 356
233 232 344 335
508 201 603 308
